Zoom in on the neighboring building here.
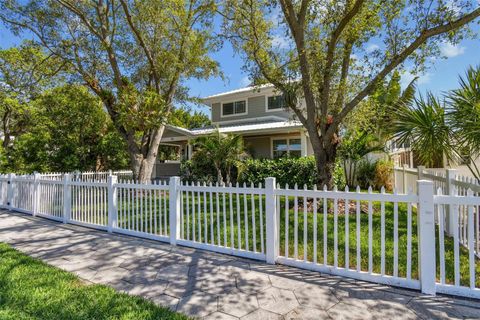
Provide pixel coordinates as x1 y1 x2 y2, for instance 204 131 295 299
389 141 480 178
154 84 314 178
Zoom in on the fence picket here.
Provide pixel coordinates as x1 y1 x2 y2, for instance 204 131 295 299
356 186 361 272
380 187 386 276
368 186 373 274
285 183 289 258
313 185 318 264
345 186 350 270
324 185 328 265
334 186 338 268
251 183 257 253
467 190 475 289
393 188 399 278
303 184 308 262
223 186 227 247
294 184 298 260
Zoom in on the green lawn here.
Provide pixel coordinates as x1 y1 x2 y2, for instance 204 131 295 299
115 192 480 288
0 243 189 320
75 188 480 288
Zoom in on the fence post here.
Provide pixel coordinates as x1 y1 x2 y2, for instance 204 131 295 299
417 180 436 295
62 174 71 223
417 165 425 180
402 164 408 194
169 176 181 245
6 173 15 210
445 169 457 236
265 177 278 264
107 175 118 233
33 173 40 216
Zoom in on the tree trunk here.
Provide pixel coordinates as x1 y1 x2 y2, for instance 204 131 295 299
310 133 338 189
128 125 166 184
215 164 223 185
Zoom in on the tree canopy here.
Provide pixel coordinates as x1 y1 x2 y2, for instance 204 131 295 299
223 0 480 186
0 0 220 181
2 84 129 173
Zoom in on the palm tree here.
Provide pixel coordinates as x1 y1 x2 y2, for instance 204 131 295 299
193 129 247 184
338 131 385 187
447 66 480 180
392 93 454 168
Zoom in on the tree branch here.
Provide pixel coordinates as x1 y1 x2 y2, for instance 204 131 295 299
330 7 480 136
320 0 364 114
119 0 160 92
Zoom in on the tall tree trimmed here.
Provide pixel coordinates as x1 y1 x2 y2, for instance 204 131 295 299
0 0 220 182
223 0 480 187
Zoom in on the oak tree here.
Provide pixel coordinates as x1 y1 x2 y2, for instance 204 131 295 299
223 0 480 186
0 0 220 182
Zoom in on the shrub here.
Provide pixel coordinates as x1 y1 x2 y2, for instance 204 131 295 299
355 159 394 190
182 155 347 189
356 160 377 189
374 159 394 191
238 156 345 188
333 160 346 190
180 156 216 183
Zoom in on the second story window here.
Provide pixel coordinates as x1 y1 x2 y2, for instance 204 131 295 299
222 100 246 116
267 95 286 111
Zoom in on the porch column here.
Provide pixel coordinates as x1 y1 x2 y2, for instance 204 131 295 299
187 142 193 160
300 131 308 157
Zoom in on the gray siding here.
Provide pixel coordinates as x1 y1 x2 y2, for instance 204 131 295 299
212 95 290 123
244 136 271 159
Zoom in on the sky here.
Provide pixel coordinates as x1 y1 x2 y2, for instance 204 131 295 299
1 22 479 116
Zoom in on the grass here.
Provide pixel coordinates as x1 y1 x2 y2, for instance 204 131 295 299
0 243 189 320
116 192 480 287
72 189 480 288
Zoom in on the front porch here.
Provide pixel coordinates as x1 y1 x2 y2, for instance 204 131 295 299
153 120 313 179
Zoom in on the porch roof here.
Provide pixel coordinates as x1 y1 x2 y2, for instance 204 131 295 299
163 119 303 142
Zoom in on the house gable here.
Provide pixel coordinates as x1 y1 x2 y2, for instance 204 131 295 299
204 85 295 125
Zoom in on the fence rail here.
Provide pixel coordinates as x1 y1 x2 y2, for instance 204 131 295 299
1 172 479 299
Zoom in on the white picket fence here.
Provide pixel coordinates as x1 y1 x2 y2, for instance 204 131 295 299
394 166 480 254
37 170 133 182
1 172 479 299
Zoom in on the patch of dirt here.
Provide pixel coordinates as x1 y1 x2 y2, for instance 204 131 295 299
283 199 378 215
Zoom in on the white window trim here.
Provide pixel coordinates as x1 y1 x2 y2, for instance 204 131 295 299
220 99 248 118
270 136 301 158
265 95 286 113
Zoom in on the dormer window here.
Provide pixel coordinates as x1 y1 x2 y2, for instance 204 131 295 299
267 95 286 111
221 100 247 117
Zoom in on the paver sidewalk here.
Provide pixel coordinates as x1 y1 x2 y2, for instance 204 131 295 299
1 211 479 320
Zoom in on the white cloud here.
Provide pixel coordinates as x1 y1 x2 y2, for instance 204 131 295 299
400 71 432 88
440 42 466 58
238 75 251 87
366 43 380 53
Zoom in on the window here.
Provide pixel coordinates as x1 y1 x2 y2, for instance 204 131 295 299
222 100 246 116
288 139 301 158
272 138 302 159
267 95 286 111
272 139 288 159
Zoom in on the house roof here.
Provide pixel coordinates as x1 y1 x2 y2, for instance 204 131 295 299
202 84 275 105
163 119 303 141
191 119 303 135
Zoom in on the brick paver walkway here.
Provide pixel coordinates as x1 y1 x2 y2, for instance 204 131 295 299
1 211 479 319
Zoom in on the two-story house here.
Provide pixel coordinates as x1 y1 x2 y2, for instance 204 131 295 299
153 84 315 178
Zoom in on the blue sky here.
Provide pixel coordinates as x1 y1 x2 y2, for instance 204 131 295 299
1 23 479 115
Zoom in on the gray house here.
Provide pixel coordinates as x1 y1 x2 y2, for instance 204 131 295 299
153 84 315 178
